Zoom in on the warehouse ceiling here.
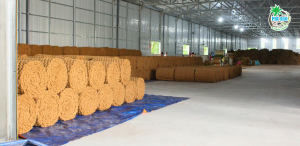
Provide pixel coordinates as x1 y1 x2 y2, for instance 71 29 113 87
123 0 300 38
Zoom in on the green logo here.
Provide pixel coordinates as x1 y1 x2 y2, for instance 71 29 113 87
268 5 291 31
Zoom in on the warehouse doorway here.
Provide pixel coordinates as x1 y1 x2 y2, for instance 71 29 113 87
151 41 161 54
204 46 209 55
183 44 189 55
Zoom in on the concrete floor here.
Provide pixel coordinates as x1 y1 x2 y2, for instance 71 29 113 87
66 65 300 146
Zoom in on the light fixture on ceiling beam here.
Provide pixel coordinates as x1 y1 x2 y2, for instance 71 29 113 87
240 28 244 32
234 25 239 29
218 17 223 22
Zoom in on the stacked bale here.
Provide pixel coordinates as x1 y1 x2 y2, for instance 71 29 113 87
156 67 176 81
18 59 47 97
95 48 106 56
123 81 137 103
18 94 37 134
111 82 125 106
111 48 119 56
41 45 53 55
195 67 218 83
52 46 63 55
59 88 79 121
97 84 113 111
63 59 88 93
78 87 98 115
62 46 80 55
118 59 131 84
79 47 95 56
29 45 42 56
35 91 60 127
118 49 127 56
86 61 106 90
18 54 28 59
18 44 31 56
174 67 196 82
130 77 145 100
92 57 121 84
104 47 112 56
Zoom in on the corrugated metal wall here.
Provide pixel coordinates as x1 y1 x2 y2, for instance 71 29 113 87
18 0 245 55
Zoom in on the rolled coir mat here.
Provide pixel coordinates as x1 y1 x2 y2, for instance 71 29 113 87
118 59 131 84
18 44 31 56
29 45 42 56
86 61 105 90
18 94 37 134
110 82 125 106
78 87 98 116
194 67 217 83
174 67 195 82
130 77 145 100
35 91 60 127
52 46 63 55
97 84 114 111
156 67 176 81
41 45 53 55
18 59 47 97
124 81 137 103
59 88 79 121
63 59 88 93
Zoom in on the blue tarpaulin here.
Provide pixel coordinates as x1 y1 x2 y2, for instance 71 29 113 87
19 94 188 146
0 140 46 146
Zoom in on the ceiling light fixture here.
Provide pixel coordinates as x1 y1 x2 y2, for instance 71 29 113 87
234 25 239 29
240 28 244 32
218 17 223 22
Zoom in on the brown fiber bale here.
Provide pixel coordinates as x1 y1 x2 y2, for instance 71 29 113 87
18 54 28 59
95 48 106 56
18 94 37 134
104 47 112 56
62 46 80 55
111 48 119 56
136 57 145 69
18 44 31 56
209 67 223 82
18 60 47 97
29 45 42 56
79 47 95 56
145 69 156 80
110 82 125 106
129 57 137 70
174 67 195 82
156 67 175 81
59 88 79 121
239 65 242 76
75 55 86 60
24 57 67 93
52 46 63 55
128 50 134 56
35 91 60 127
63 59 88 93
86 61 105 90
118 49 127 56
92 57 121 84
124 81 136 103
198 57 204 65
41 45 53 55
151 57 159 69
194 68 217 83
78 87 98 116
130 77 145 100
97 84 113 111
118 59 131 84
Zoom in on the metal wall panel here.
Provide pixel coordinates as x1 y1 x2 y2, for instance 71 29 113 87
29 32 49 45
76 0 94 10
51 0 73 6
210 29 215 53
168 16 176 55
29 0 49 16
51 3 73 20
182 20 188 44
192 24 199 54
51 34 73 46
151 10 160 41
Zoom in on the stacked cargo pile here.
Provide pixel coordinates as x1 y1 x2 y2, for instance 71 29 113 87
17 46 145 134
18 44 142 57
156 65 241 83
231 49 300 65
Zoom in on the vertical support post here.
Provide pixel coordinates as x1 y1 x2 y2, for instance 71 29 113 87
162 13 165 53
0 0 17 141
94 0 96 47
73 0 76 46
26 0 29 44
18 0 21 43
138 6 141 50
116 0 119 49
49 0 51 45
190 22 193 53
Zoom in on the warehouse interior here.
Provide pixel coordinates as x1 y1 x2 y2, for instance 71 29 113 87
0 0 300 145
